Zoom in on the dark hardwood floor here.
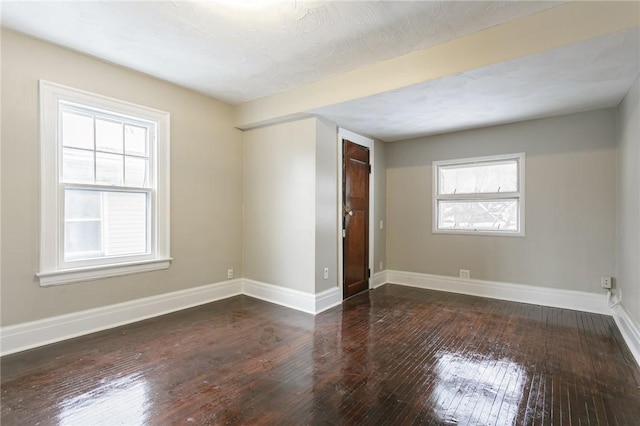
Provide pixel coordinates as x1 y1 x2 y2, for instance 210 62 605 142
2 284 639 425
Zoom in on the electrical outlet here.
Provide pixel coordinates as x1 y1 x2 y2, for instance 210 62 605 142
460 269 470 279
379 220 384 230
323 267 329 280
601 276 611 289
227 269 234 279
379 261 383 271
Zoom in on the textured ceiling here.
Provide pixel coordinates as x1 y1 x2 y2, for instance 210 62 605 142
312 28 640 141
1 0 561 104
2 1 639 141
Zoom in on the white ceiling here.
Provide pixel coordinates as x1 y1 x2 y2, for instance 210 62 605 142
2 1 639 141
312 28 640 141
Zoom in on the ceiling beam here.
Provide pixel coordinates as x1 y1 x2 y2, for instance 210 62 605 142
234 1 640 130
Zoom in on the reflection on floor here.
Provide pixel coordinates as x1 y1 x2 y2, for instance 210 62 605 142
2 284 639 425
432 352 525 425
59 373 149 425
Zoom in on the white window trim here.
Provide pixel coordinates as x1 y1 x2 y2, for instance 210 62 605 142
38 80 171 286
432 152 525 237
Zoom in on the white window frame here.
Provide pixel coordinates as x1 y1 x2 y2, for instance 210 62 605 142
37 81 171 286
432 153 525 237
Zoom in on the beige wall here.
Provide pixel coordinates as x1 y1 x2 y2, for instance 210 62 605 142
315 118 339 293
374 141 387 273
242 118 317 293
0 30 243 326
243 119 388 295
616 76 640 324
386 109 617 293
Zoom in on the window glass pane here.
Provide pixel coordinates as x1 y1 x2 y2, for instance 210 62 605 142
125 125 148 157
62 148 94 183
438 200 518 231
103 192 148 256
62 111 94 150
96 152 124 186
65 188 101 219
64 188 102 260
63 189 148 261
125 157 148 187
439 161 518 195
65 221 102 260
96 119 123 154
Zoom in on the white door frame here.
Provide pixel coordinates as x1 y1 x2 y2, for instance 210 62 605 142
337 128 375 297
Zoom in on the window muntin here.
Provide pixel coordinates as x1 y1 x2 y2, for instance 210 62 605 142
61 104 151 188
433 153 524 236
59 102 154 265
38 81 170 286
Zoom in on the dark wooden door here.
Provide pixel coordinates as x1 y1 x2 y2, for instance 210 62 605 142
343 139 370 299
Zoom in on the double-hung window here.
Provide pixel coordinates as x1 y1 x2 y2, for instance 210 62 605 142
38 81 171 286
433 153 525 236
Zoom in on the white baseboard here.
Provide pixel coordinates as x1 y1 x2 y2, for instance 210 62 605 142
242 279 341 315
611 302 640 368
371 270 387 289
1 279 243 357
1 278 344 356
4 269 621 358
385 270 609 315
315 286 342 313
243 279 316 314
380 270 640 367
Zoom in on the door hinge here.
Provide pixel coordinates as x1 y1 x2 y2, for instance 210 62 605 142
368 268 371 278
342 229 346 238
368 164 371 174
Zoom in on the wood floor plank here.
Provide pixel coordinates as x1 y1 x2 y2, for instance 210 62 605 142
2 285 639 425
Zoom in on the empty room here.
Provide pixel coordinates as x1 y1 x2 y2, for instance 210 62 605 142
1 1 640 424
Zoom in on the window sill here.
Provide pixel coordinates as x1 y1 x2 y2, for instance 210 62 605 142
37 258 173 287
432 229 525 237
